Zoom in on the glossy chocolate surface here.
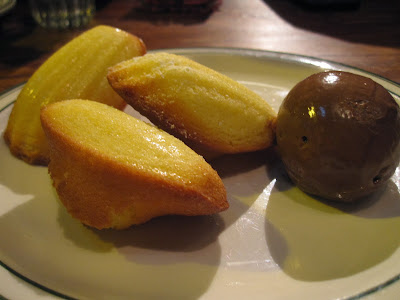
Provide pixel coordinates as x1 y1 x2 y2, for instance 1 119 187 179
276 71 400 201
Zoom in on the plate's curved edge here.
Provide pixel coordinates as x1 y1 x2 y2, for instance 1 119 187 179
0 82 24 96
347 273 400 300
0 82 24 109
149 47 400 94
0 83 72 300
0 83 74 300
0 262 74 300
1 48 400 300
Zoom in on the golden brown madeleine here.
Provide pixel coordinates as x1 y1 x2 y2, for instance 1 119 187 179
107 52 277 157
40 99 228 230
4 25 146 165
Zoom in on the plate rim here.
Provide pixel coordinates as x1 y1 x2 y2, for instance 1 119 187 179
1 47 400 300
1 47 399 98
151 47 400 90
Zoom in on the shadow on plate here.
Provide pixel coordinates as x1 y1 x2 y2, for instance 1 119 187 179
265 165 400 281
59 193 225 299
89 214 225 264
210 148 277 227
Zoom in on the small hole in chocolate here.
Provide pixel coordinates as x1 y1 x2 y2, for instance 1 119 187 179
301 136 308 143
373 175 381 184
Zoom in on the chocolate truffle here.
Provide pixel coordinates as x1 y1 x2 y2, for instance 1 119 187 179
276 71 400 201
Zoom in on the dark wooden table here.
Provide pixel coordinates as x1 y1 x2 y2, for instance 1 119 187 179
1 0 400 94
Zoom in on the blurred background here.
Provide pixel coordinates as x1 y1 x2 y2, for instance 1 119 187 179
1 0 399 91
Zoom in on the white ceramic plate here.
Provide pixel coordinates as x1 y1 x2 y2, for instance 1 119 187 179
1 48 400 300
